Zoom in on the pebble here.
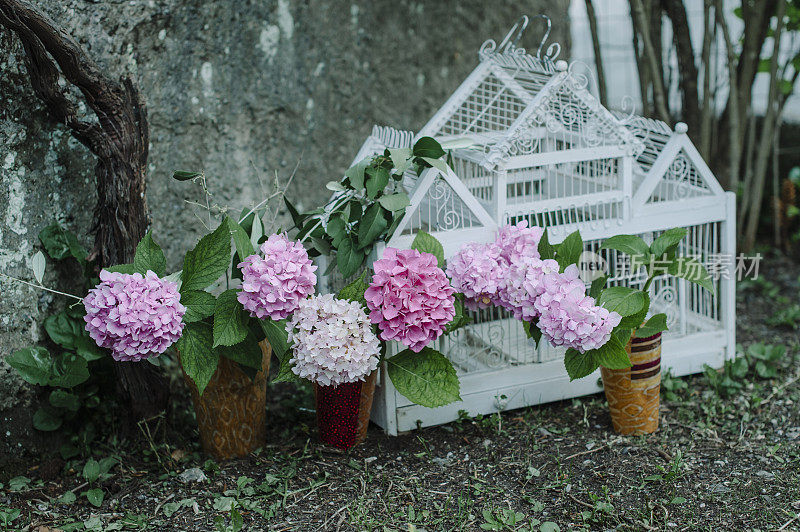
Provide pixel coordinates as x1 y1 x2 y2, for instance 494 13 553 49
178 467 208 484
756 470 775 479
536 427 553 437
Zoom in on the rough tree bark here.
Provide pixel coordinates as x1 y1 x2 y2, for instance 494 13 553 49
584 0 608 107
661 0 701 136
0 0 169 420
630 0 671 123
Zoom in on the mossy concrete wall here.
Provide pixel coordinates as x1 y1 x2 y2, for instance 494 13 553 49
0 0 569 454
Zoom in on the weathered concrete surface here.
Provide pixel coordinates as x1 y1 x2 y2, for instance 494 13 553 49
0 0 569 455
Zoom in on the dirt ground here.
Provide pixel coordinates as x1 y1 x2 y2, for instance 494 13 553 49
2 252 800 531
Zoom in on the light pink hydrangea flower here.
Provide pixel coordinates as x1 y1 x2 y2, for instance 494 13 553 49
237 234 317 320
365 247 456 352
534 265 622 352
495 220 544 263
287 294 380 386
446 242 507 310
83 270 185 362
497 257 560 321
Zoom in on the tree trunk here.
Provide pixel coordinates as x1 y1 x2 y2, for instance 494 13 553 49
661 0 701 135
584 0 608 107
0 0 169 420
630 0 671 123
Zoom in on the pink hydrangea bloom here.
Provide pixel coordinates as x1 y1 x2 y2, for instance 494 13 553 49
534 265 622 352
446 242 507 310
497 257 560 321
365 247 456 352
495 220 544 262
287 294 380 386
83 270 185 362
237 234 317 320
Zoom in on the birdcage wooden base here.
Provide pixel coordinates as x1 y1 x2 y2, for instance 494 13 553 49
182 341 271 460
314 371 377 449
600 333 662 435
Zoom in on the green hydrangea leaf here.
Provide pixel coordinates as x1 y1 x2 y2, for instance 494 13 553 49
411 231 445 269
176 322 219 396
133 231 167 276
181 222 232 292
564 348 599 381
181 290 217 323
7 347 51 386
387 347 461 407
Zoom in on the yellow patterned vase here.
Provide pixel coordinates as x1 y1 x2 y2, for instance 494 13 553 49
182 341 271 460
600 332 661 435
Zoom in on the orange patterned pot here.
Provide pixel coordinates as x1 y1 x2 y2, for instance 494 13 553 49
313 370 377 449
600 332 661 435
182 340 271 460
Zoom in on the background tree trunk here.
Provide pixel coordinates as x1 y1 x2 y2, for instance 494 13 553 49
0 0 169 420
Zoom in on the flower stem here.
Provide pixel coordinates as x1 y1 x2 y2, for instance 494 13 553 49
1 273 84 302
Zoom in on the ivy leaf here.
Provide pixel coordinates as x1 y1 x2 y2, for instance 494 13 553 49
358 204 389 250
365 166 390 198
226 216 255 263
387 347 461 408
555 231 583 273
377 192 411 212
213 289 249 347
181 290 217 323
600 234 650 267
214 331 264 370
598 286 648 317
538 228 555 260
336 236 366 278
259 319 289 361
173 170 201 181
345 157 370 190
133 232 167 276
413 137 445 159
564 348 599 381
176 322 219 396
181 222 231 292
650 228 687 258
388 148 412 173
636 313 669 338
33 407 63 431
411 231 445 268
7 347 51 386
337 269 370 309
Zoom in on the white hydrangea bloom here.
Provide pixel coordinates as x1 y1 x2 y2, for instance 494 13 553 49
286 294 380 386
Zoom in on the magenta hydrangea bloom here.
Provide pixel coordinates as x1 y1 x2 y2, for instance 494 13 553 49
446 242 506 310
497 257 560 321
365 247 456 352
495 220 544 262
83 270 185 362
534 265 622 352
237 234 317 320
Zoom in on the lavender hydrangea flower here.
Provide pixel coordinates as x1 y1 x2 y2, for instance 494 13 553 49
287 294 380 387
365 247 456 352
446 242 506 310
534 265 622 352
83 270 185 362
237 234 317 320
497 257 560 321
495 220 544 263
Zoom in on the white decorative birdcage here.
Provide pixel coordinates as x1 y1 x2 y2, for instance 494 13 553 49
321 17 736 435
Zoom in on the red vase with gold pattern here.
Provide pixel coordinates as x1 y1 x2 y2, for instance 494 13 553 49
314 370 377 449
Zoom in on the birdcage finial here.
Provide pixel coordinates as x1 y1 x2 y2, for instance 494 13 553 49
480 14 561 66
